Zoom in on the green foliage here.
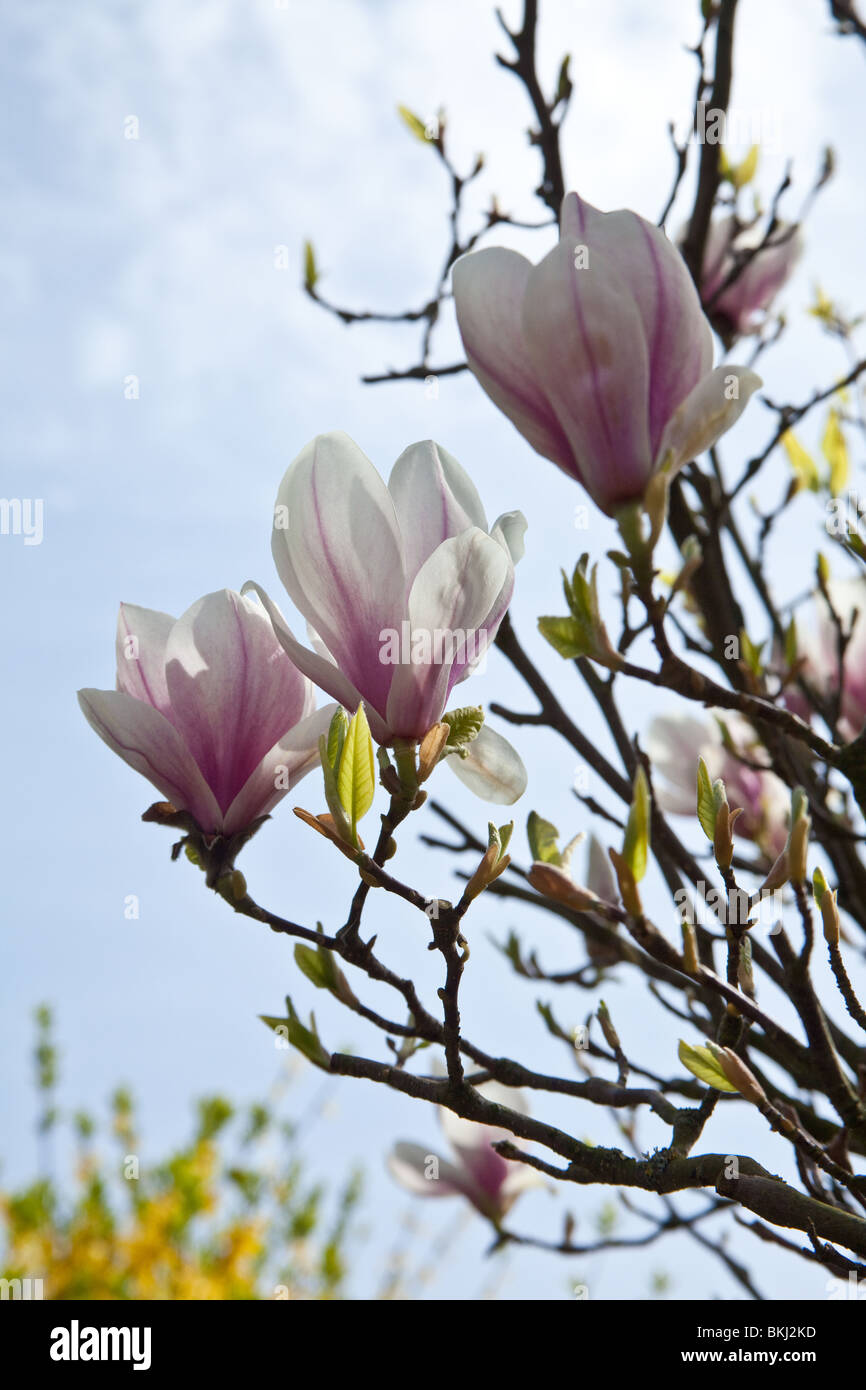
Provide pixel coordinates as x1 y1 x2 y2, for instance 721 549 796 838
442 705 484 755
678 1039 739 1093
623 766 650 882
527 810 561 865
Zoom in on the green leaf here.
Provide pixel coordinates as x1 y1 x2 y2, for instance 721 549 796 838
554 54 573 107
538 615 590 659
623 765 650 883
442 705 484 752
740 629 765 678
498 822 514 857
677 1039 738 1093
784 617 798 670
319 733 351 842
720 143 759 190
294 943 338 992
397 104 431 142
822 407 849 496
260 999 331 1071
527 811 561 865
337 705 375 840
781 430 819 492
326 707 349 771
696 757 716 842
303 240 319 292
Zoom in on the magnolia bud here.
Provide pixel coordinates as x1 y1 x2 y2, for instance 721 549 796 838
609 848 643 918
713 796 742 871
417 722 449 782
597 999 621 1053
528 862 601 913
759 849 789 895
714 1047 768 1107
681 919 700 975
817 882 840 947
787 815 811 883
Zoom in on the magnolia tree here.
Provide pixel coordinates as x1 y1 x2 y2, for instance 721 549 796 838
79 0 866 1296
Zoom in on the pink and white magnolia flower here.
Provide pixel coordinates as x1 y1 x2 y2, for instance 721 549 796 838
387 1084 541 1224
248 431 528 803
452 190 761 516
647 712 789 860
699 217 803 339
78 589 333 837
786 579 866 742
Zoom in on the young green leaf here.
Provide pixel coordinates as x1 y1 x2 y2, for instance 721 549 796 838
527 810 561 865
337 705 375 840
822 407 849 496
396 104 431 142
303 240 319 292
294 943 338 992
740 629 765 678
696 757 716 842
326 707 349 771
784 616 798 670
781 430 819 492
498 822 514 858
623 765 650 883
537 615 589 659
260 1002 331 1071
442 705 484 752
319 733 352 843
677 1039 739 1093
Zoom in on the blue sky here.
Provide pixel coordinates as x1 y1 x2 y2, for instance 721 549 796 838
1 0 864 1300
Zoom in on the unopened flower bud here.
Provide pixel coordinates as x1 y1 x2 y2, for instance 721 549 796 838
714 1047 768 1107
418 722 449 782
528 862 601 913
787 789 811 883
597 999 621 1053
681 919 700 975
821 895 840 947
713 794 742 871
608 848 642 918
759 849 789 894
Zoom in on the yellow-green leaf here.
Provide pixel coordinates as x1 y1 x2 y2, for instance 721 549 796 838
696 757 716 842
537 615 590 659
337 704 375 838
784 616 798 669
442 705 484 751
294 943 338 992
781 430 819 492
721 144 759 190
326 707 349 771
397 104 431 142
678 1039 739 1093
740 629 765 678
303 239 319 292
808 286 836 326
822 407 849 496
527 811 561 865
623 765 650 883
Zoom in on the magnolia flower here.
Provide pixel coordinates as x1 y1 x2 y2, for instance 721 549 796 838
387 1084 541 1224
78 589 332 837
452 190 761 516
647 712 789 860
699 216 803 340
249 431 528 803
786 579 866 742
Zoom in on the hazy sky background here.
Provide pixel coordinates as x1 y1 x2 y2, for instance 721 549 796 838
1 0 864 1300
